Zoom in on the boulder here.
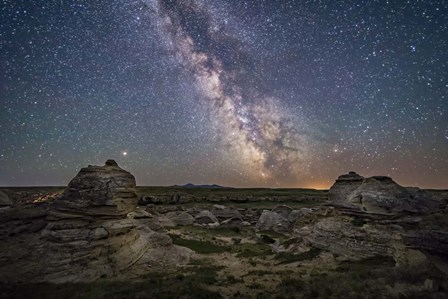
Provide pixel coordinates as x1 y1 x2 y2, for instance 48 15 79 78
0 190 12 207
152 215 176 228
195 210 219 225
165 211 194 226
272 205 293 218
288 208 313 222
220 217 244 228
241 208 262 224
212 206 243 220
256 210 290 233
128 209 153 219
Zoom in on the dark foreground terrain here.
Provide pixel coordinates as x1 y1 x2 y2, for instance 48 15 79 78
1 162 447 299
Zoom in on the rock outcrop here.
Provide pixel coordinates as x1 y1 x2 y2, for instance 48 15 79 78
328 172 441 215
295 216 398 260
288 208 313 222
256 210 290 233
195 210 219 225
165 211 195 226
0 190 12 207
0 160 191 284
272 205 293 219
347 176 417 214
34 160 153 282
212 206 243 220
51 159 137 218
328 171 364 202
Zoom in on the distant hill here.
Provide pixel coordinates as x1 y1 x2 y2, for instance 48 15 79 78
176 183 230 189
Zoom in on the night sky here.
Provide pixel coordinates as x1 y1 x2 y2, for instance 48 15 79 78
1 0 447 189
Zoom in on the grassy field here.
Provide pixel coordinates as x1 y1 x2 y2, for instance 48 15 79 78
136 186 328 198
1 186 328 206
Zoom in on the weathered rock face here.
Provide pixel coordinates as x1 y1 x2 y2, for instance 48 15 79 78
272 205 293 219
288 208 313 223
347 176 416 214
211 206 243 221
0 160 191 284
295 216 398 260
256 210 290 233
195 210 219 225
0 190 12 207
328 171 364 202
329 173 441 215
165 211 194 226
52 159 137 218
405 187 441 211
37 161 149 282
220 217 244 228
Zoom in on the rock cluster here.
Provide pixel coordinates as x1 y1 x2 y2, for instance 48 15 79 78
281 171 448 270
328 172 439 214
165 211 195 226
0 160 191 283
0 190 12 207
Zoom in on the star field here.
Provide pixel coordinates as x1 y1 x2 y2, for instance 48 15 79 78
0 0 447 188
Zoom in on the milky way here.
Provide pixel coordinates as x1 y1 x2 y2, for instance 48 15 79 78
147 0 312 184
0 0 447 188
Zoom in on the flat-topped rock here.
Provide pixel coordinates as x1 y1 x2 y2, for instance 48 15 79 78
348 176 416 214
328 171 364 202
52 160 137 218
328 172 441 215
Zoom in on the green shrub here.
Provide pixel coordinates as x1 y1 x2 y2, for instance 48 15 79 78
275 247 322 265
169 235 229 254
351 217 366 227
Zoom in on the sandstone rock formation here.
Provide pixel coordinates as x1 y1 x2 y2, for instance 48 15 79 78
0 160 191 284
272 205 293 218
256 210 290 233
295 216 398 260
220 217 244 228
328 172 440 215
328 171 364 202
195 210 219 225
0 190 12 207
51 159 137 218
347 176 417 214
165 211 195 226
288 207 313 222
34 160 154 282
211 206 243 220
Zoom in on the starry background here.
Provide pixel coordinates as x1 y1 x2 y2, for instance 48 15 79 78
0 0 447 189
